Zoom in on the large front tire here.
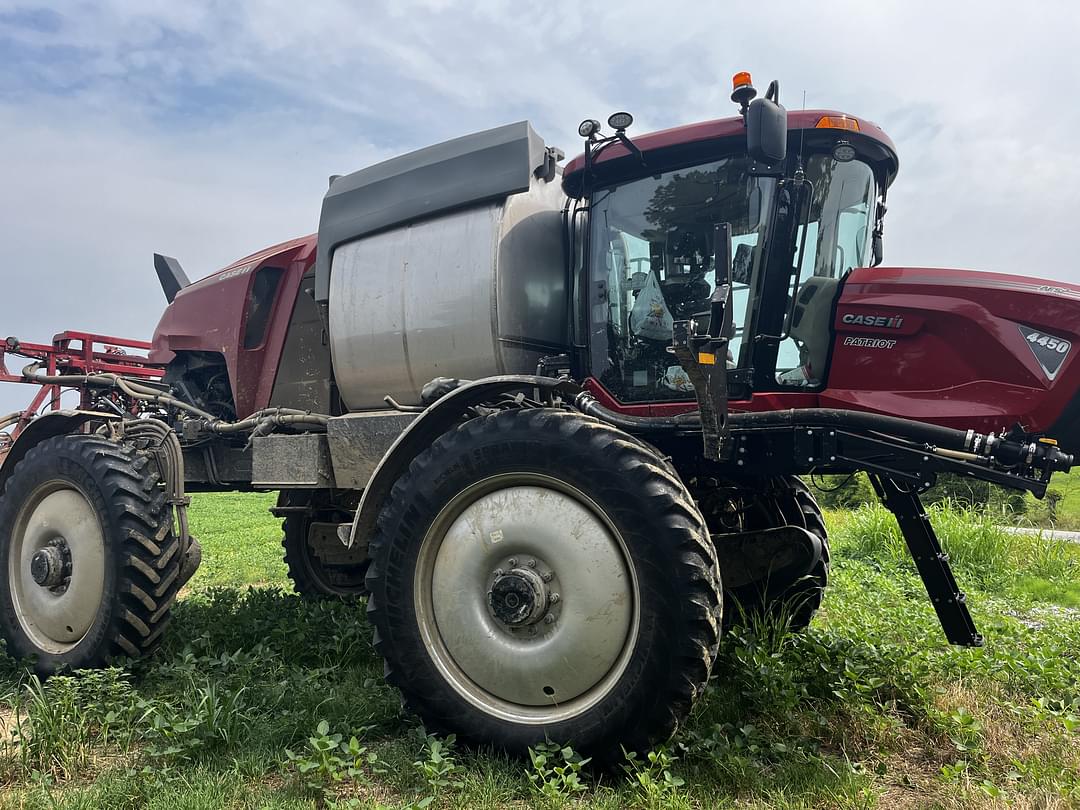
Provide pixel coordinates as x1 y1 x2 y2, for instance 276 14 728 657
365 409 721 756
0 434 181 673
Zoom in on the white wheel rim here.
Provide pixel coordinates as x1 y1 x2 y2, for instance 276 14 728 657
414 473 639 724
9 482 106 654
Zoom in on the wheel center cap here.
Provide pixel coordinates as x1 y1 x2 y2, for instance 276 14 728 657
30 539 71 589
488 567 548 626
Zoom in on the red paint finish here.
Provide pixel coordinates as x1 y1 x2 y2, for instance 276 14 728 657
583 377 820 416
563 110 897 187
150 234 316 418
822 267 1080 437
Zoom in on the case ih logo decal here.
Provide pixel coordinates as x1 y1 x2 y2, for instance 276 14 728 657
841 313 904 328
1019 326 1071 381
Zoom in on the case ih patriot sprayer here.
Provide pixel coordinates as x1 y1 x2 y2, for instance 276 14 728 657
0 73 1076 755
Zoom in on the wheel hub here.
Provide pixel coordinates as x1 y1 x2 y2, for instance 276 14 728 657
488 566 549 626
29 538 71 591
9 483 107 653
417 478 637 718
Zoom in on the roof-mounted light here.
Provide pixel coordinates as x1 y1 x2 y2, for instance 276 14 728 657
832 141 857 162
730 71 757 113
578 119 601 138
816 115 860 132
607 111 633 131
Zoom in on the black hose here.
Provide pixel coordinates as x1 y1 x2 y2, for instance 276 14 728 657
727 408 968 450
577 393 969 450
21 363 329 435
575 393 699 432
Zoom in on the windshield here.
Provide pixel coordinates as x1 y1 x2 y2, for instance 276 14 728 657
588 156 777 403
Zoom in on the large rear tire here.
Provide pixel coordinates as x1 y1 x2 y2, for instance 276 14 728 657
365 409 721 756
0 434 181 673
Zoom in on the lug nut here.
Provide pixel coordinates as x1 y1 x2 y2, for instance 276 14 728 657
541 571 554 582
527 558 536 568
549 593 560 604
544 614 555 624
508 558 518 567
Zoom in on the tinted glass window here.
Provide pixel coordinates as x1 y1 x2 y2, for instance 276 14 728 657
242 267 284 350
588 157 776 403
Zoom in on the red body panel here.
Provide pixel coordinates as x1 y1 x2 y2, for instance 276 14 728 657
822 267 1080 436
150 235 316 418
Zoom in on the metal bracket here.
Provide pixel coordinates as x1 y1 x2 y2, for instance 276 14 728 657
671 317 729 461
869 474 983 647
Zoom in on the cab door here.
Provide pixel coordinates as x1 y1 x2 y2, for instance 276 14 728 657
759 155 878 391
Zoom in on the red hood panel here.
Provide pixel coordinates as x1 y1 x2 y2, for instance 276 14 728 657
824 266 1080 443
150 235 316 417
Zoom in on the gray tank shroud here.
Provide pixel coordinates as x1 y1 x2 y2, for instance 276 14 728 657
315 121 569 411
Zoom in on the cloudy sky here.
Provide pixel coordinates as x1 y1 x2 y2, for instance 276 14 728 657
1 1 1079 416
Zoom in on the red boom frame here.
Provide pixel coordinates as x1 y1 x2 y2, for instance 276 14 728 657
0 331 164 444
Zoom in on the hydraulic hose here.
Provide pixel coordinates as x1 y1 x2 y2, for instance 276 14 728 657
582 392 975 449
729 408 1072 470
124 418 190 547
574 392 699 432
574 393 1073 471
21 363 329 436
726 408 968 450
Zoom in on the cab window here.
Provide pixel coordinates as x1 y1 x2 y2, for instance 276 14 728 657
588 156 776 403
775 157 877 387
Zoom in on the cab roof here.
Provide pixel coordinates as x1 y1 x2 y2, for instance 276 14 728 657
562 109 898 197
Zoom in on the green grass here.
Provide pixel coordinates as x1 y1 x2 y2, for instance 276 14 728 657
185 492 286 590
0 494 1078 808
829 500 1080 602
1039 467 1080 530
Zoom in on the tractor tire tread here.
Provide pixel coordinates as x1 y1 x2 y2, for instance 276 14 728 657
365 407 721 757
279 493 368 600
0 433 182 673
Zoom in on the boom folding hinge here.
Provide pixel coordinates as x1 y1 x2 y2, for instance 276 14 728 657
869 474 983 647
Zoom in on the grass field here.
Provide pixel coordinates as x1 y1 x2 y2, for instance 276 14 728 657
1040 468 1080 530
1 493 1078 809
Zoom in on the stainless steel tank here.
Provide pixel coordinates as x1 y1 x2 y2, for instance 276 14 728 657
319 122 568 410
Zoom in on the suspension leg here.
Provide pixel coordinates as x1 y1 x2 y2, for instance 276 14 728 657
868 474 983 647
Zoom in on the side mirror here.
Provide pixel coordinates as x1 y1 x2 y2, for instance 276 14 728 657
746 96 787 164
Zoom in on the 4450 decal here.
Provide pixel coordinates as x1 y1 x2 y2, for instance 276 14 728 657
1020 326 1072 381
